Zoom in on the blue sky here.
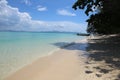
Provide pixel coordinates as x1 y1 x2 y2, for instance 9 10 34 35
0 0 88 33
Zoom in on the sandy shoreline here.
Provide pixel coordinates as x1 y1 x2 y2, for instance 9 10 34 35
5 39 91 80
5 35 120 80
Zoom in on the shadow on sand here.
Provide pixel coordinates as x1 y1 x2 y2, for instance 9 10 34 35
85 35 120 80
52 34 120 80
52 42 87 51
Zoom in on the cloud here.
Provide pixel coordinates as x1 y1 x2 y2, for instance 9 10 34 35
23 0 31 5
37 5 47 11
29 21 87 32
0 0 86 33
57 9 76 16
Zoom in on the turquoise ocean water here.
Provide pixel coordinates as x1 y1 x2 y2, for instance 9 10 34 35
0 32 85 79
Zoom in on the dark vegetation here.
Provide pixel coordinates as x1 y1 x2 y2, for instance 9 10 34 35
72 0 120 34
72 1 120 79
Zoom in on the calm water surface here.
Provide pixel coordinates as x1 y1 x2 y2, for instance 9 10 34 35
0 32 85 79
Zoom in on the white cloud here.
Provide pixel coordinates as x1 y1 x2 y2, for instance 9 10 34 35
57 9 76 16
37 5 47 11
23 0 31 5
0 0 86 33
29 21 87 32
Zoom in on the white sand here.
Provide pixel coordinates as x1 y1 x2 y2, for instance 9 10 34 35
5 36 120 80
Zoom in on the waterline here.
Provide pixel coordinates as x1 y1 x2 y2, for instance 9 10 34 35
0 32 85 79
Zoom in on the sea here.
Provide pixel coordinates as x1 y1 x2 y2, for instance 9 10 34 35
0 32 85 80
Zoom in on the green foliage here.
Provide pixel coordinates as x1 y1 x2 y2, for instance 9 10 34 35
72 0 103 16
73 0 120 34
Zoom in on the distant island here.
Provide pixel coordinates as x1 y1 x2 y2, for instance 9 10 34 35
0 30 81 34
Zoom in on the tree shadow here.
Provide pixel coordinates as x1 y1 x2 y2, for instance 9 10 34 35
52 41 89 58
86 35 120 79
52 34 120 79
116 74 120 80
52 42 87 51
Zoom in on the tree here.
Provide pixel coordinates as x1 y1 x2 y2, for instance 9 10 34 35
73 0 120 34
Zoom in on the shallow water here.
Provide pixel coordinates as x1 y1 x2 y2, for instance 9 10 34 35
0 32 85 79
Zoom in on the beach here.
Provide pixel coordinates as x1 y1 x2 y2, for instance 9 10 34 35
1 0 120 79
4 34 120 80
5 39 89 80
0 32 85 80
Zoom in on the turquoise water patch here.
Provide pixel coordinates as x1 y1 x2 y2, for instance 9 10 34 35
0 32 85 79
